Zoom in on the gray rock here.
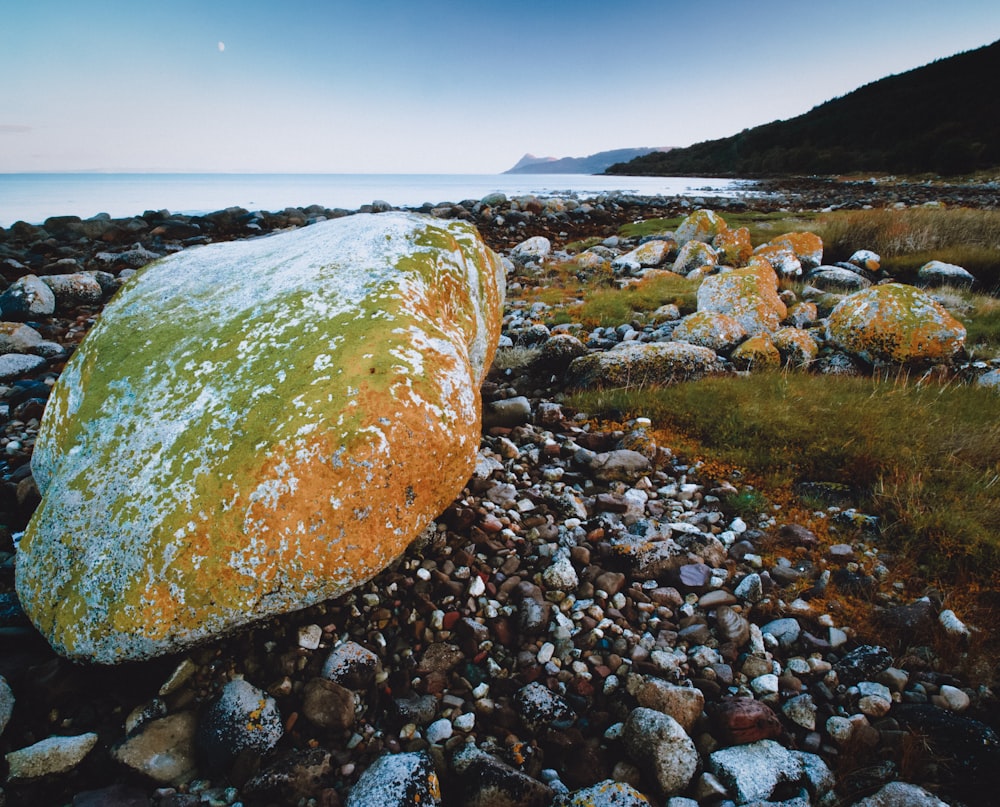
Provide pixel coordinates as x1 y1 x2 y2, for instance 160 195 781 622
0 274 56 320
346 750 442 807
568 342 723 389
920 260 975 287
321 640 382 688
111 711 198 785
511 236 551 265
761 617 801 649
976 368 1000 390
587 449 652 483
5 732 99 782
0 675 13 737
66 783 151 807
486 396 532 428
515 681 575 731
41 272 105 308
833 645 892 685
709 739 803 804
623 707 699 798
450 744 553 807
808 266 871 291
195 678 283 772
0 353 46 381
0 322 43 354
849 781 950 806
567 780 653 806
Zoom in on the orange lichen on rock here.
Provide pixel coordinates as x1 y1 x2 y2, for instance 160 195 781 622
16 212 506 663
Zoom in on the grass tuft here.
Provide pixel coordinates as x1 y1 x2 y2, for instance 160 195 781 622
573 272 699 328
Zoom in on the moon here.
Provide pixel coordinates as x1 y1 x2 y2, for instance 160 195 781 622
218 41 225 53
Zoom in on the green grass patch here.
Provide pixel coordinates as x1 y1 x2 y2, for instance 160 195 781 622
564 236 604 254
570 372 1000 581
573 272 699 328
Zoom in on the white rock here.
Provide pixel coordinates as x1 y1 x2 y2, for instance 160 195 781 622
298 624 323 650
938 684 970 713
751 674 779 695
708 739 803 804
826 715 854 745
623 708 699 797
425 718 453 744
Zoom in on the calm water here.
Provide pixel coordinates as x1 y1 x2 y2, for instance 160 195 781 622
0 173 757 228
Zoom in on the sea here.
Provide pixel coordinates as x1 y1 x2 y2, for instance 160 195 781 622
0 173 757 228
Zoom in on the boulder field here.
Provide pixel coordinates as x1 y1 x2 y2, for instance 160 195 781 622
15 212 505 663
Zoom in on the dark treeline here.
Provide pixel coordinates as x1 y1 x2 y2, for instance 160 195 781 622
608 39 1000 177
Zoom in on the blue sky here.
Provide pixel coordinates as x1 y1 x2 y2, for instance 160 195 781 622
2 0 998 173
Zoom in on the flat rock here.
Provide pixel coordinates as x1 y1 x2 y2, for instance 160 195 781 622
6 732 99 782
16 212 505 662
111 711 198 785
568 342 723 388
708 739 802 804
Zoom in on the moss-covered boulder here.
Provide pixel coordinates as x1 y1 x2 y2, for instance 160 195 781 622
568 342 723 388
826 283 966 365
673 240 718 276
696 267 787 336
16 213 505 662
770 231 823 270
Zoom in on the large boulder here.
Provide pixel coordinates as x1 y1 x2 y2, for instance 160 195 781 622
918 260 976 287
16 213 505 663
697 267 786 336
674 209 727 246
826 283 966 365
671 311 747 353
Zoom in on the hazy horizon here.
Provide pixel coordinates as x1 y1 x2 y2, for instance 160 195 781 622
3 1 999 174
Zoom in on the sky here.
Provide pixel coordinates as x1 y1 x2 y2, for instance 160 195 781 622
2 0 999 174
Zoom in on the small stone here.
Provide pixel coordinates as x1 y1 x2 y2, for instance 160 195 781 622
850 781 949 806
825 715 854 745
0 353 46 381
424 718 453 744
750 674 779 695
938 684 970 713
453 713 475 731
761 618 800 649
322 641 383 688
635 679 705 733
709 698 782 746
782 694 817 731
302 678 356 730
515 681 575 731
298 624 323 650
6 733 99 781
834 645 892 685
112 711 198 785
734 573 763 603
567 780 652 806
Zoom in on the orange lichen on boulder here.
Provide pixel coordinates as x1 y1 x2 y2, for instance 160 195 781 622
826 283 966 365
16 212 506 663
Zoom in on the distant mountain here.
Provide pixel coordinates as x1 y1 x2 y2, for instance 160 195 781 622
505 147 670 174
607 39 1000 177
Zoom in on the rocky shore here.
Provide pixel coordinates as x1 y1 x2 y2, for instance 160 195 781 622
0 183 998 807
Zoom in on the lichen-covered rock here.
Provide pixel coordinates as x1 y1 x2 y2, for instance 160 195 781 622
0 322 43 354
919 260 976 287
849 249 881 272
712 227 753 267
826 284 966 365
697 268 787 336
708 739 803 803
808 266 871 291
568 342 723 388
752 243 802 278
771 232 823 270
451 744 553 807
673 240 718 276
773 327 819 367
568 780 652 806
511 235 551 265
347 750 442 807
0 274 56 320
16 212 505 662
731 333 781 371
6 733 99 782
612 239 676 273
675 209 728 246
671 311 747 353
41 272 105 309
785 302 818 329
195 678 283 772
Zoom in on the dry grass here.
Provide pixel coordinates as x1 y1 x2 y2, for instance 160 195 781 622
816 207 1000 289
